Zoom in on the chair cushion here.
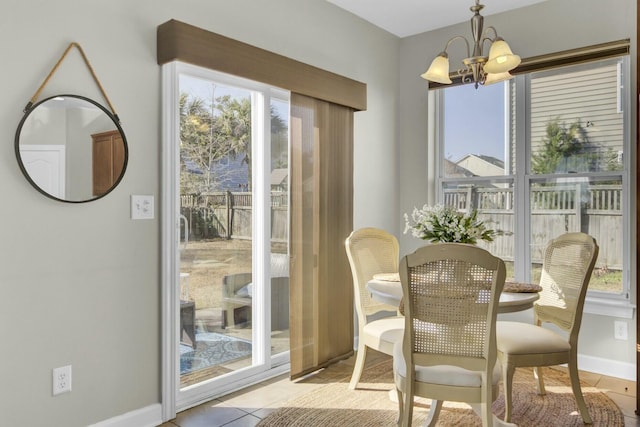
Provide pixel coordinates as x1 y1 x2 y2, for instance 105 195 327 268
393 341 501 387
362 317 404 345
235 283 253 298
496 321 571 355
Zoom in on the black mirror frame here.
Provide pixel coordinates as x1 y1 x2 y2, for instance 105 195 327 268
15 94 129 203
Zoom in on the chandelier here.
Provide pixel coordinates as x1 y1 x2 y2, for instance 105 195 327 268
421 0 521 88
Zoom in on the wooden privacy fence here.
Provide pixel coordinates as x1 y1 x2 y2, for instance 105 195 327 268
445 183 622 269
180 191 288 242
182 184 622 269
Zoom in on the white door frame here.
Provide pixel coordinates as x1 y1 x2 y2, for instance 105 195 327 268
160 61 290 421
161 61 180 421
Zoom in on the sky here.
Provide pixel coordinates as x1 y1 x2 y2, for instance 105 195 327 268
443 82 506 163
180 74 251 112
180 72 506 165
179 74 289 121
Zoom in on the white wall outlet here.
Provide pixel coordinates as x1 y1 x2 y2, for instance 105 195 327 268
131 195 154 220
614 320 628 340
53 365 72 395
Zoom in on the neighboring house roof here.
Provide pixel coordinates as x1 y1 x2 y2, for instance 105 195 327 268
475 154 505 169
456 153 504 168
271 168 288 186
444 159 474 178
455 154 505 177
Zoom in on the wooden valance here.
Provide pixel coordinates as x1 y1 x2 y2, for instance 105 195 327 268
157 19 367 111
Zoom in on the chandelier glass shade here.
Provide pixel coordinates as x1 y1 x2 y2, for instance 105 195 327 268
421 1 521 88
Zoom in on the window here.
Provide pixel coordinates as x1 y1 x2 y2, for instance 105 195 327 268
435 56 631 316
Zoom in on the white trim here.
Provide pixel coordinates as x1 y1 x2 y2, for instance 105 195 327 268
578 354 636 382
162 61 292 420
514 77 529 282
252 89 270 368
83 352 636 427
583 296 636 319
161 61 181 422
429 90 438 206
87 404 162 427
178 363 290 410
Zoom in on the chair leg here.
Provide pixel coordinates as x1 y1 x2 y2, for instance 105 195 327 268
401 388 414 427
501 362 516 423
348 343 368 389
395 388 403 426
533 366 546 395
424 399 443 427
480 401 493 427
568 360 593 424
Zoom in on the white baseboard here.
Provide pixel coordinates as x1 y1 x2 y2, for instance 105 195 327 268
88 404 162 427
578 354 636 381
86 354 635 427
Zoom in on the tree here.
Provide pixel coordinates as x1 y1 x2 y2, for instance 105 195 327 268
179 90 252 194
271 107 288 169
215 95 252 188
180 90 289 194
531 118 593 174
179 93 217 194
603 147 623 172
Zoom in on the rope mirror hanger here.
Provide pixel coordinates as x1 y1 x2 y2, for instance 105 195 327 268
15 42 128 203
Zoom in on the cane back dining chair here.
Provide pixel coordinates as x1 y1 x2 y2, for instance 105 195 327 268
345 227 404 390
496 232 599 424
394 243 506 427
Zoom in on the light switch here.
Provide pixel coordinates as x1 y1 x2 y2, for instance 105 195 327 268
131 195 154 220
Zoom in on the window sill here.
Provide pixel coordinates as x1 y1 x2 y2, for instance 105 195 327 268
584 296 635 319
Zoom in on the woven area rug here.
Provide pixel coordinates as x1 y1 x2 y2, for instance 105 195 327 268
258 359 624 426
180 332 251 375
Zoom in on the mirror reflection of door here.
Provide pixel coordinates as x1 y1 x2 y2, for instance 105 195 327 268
19 145 66 199
92 130 125 196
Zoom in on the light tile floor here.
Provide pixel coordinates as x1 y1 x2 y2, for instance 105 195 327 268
160 351 639 427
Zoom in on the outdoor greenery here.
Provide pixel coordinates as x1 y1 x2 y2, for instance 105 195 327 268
180 92 249 194
604 147 624 171
531 118 594 174
179 89 288 195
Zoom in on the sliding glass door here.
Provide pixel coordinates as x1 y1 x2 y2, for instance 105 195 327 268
163 62 290 410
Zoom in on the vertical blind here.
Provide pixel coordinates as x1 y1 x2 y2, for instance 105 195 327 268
289 94 354 378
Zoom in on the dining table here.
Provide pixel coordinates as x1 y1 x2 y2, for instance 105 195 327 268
367 273 540 427
366 274 540 314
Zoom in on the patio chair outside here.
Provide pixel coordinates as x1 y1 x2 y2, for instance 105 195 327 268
222 253 290 330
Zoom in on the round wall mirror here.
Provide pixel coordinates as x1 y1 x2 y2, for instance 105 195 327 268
15 94 128 203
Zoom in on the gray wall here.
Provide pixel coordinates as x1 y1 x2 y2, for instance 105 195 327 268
0 0 636 425
397 0 637 373
0 1 398 426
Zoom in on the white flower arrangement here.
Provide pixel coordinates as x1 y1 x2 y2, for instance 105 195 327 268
404 204 495 244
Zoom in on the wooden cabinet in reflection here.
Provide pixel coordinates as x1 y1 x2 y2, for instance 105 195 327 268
92 130 125 196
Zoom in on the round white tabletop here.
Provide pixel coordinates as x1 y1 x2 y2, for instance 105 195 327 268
366 278 539 314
